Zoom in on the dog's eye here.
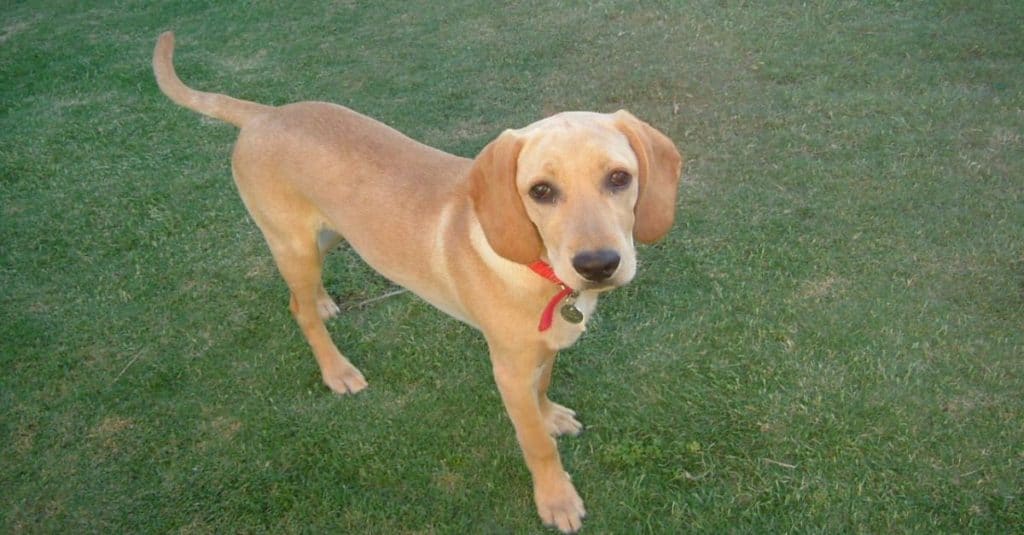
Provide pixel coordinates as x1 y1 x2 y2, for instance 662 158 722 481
607 170 633 191
528 182 557 203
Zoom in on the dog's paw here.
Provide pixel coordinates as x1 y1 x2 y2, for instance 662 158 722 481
317 295 341 320
542 401 583 437
322 365 368 395
535 472 586 534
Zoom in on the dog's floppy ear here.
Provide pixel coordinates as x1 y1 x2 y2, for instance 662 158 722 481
614 110 683 244
468 130 543 264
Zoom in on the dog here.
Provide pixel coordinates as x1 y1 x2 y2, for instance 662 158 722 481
153 31 681 533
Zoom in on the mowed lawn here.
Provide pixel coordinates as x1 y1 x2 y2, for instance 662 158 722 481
2 2 1022 533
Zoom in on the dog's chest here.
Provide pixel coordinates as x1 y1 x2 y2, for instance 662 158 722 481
542 291 598 350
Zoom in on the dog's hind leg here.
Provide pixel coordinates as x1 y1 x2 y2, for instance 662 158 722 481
315 229 343 319
276 233 367 394
257 218 367 395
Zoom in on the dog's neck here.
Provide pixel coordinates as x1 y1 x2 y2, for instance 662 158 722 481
528 260 582 332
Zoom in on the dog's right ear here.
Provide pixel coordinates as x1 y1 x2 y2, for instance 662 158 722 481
468 130 543 264
614 110 683 244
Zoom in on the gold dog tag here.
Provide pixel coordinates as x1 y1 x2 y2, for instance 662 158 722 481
560 291 583 324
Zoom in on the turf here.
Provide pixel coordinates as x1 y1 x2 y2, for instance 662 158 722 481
2 1 1022 533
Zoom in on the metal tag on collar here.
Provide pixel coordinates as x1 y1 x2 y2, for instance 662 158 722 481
560 290 583 324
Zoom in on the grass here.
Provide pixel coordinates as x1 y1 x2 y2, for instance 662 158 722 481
2 1 1022 532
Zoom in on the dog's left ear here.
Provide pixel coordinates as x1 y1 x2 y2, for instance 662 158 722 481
468 130 544 264
614 110 683 244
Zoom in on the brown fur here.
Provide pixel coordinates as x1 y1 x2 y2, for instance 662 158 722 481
468 131 543 264
153 32 681 533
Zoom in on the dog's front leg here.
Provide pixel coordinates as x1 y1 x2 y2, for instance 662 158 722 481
492 347 585 533
537 359 583 438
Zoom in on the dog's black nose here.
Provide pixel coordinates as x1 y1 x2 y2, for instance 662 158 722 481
571 250 620 282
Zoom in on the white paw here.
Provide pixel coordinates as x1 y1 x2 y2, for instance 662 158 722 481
543 401 583 437
322 365 367 395
317 295 341 319
535 473 586 533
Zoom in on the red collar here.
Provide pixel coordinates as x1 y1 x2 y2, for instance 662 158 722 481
528 260 576 332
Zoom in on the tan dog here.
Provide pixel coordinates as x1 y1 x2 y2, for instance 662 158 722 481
153 32 681 533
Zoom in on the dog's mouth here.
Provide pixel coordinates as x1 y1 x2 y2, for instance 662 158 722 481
566 271 612 288
576 276 626 293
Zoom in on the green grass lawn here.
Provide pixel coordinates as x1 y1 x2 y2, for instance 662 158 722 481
3 1 1022 532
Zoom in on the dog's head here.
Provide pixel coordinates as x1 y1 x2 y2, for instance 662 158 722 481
469 110 682 291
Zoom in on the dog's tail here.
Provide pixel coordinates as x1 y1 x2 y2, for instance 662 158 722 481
153 32 271 128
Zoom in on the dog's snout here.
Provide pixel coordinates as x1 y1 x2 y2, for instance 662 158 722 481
571 249 621 282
